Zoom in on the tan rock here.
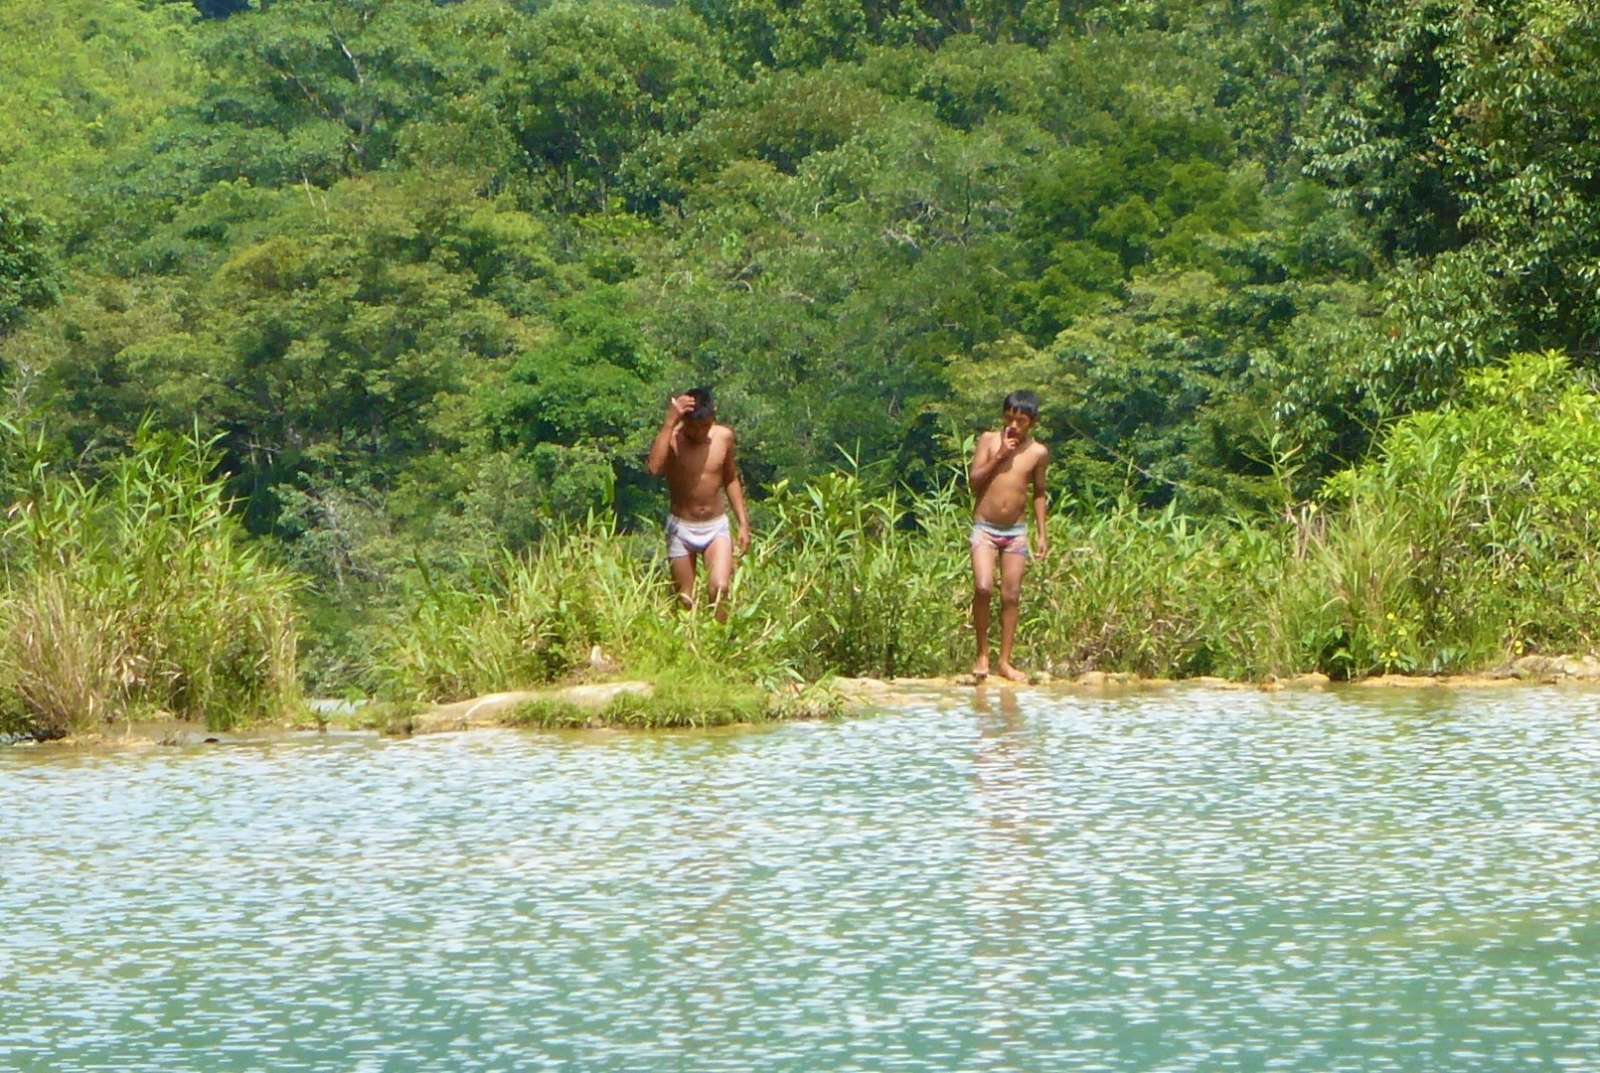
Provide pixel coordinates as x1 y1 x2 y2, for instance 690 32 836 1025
557 682 653 709
1184 676 1254 690
888 676 957 690
1563 655 1600 679
1508 653 1600 680
829 676 892 698
412 681 653 734
1439 675 1522 689
1357 674 1440 688
1511 655 1559 679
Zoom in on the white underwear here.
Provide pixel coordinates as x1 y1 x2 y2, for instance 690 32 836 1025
666 514 730 559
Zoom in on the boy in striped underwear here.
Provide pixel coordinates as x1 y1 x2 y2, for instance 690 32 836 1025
967 390 1050 682
645 387 751 622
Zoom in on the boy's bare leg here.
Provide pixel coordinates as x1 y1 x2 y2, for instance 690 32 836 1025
704 536 734 623
971 542 997 679
996 552 1028 682
669 554 698 611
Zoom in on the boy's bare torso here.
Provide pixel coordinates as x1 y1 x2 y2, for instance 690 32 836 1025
665 424 734 521
973 431 1047 525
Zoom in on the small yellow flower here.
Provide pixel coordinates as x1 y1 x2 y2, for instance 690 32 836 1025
1385 612 1396 622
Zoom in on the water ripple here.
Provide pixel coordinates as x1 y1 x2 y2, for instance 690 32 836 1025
3 687 1599 1071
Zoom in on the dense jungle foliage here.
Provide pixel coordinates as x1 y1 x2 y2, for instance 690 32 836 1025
2 0 1598 732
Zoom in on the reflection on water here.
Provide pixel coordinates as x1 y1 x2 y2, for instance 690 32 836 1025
4 687 1600 1071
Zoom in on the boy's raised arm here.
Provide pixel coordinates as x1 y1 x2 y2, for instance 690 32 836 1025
646 395 691 476
968 433 1015 494
723 429 751 553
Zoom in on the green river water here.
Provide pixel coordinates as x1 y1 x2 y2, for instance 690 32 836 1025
3 686 1598 1071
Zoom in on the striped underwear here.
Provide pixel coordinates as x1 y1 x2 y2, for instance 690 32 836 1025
970 520 1029 559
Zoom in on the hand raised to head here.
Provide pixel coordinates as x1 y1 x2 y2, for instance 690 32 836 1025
665 393 696 425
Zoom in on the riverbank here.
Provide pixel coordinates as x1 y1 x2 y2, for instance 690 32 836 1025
825 655 1600 707
15 653 1600 753
14 364 1600 747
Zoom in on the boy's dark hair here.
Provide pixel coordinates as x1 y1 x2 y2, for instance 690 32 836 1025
686 386 715 421
1002 390 1040 420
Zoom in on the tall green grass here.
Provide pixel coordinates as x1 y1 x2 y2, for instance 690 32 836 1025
372 489 1309 701
7 353 1591 735
376 353 1600 700
0 426 301 740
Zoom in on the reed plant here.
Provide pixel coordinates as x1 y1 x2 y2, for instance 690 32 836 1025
375 355 1600 699
0 425 301 740
373 515 670 701
727 466 972 679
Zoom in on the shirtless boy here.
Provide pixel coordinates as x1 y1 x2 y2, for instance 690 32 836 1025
645 387 751 621
968 390 1049 682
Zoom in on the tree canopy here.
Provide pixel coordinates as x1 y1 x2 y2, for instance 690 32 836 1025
3 0 1595 576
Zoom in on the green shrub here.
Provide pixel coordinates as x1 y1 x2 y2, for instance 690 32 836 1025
0 425 301 740
1320 351 1600 671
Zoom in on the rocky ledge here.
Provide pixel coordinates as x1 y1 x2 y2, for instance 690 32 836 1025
406 681 655 733
825 655 1600 708
17 655 1600 751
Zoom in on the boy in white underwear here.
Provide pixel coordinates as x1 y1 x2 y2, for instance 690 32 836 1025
967 390 1049 682
645 387 751 621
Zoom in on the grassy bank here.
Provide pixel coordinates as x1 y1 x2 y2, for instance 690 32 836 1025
5 353 1599 740
373 353 1600 700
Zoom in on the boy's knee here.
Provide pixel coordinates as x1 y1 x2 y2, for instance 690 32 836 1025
1000 585 1021 606
973 580 994 600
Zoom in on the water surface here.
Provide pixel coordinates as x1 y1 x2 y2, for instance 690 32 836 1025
4 687 1599 1071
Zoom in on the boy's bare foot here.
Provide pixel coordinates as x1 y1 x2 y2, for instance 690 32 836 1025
996 663 1029 683
972 657 989 682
